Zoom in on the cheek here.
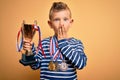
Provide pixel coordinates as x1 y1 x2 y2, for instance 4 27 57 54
51 25 58 32
52 23 59 29
64 23 70 30
66 27 70 31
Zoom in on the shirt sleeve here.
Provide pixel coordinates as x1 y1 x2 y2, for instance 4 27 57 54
30 43 43 70
58 38 87 69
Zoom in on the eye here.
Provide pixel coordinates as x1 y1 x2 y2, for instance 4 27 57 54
53 18 60 21
64 18 68 21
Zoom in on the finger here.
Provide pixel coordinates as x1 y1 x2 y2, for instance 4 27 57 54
24 42 32 46
23 47 31 52
61 26 64 35
23 45 32 51
23 40 33 46
23 42 32 49
58 27 61 35
61 25 66 35
23 44 32 48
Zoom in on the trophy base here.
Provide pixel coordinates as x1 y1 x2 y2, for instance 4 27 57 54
19 54 37 66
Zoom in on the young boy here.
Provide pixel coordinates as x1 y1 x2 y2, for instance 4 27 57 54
23 2 87 80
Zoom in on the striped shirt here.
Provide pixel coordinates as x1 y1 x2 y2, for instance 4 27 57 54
31 36 87 80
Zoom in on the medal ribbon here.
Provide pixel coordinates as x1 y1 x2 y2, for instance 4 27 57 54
49 36 63 61
16 27 23 52
36 25 46 58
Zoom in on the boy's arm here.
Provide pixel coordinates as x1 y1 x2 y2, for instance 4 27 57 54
30 44 42 70
58 39 87 69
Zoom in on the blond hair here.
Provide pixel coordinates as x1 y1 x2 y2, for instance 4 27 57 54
49 2 71 20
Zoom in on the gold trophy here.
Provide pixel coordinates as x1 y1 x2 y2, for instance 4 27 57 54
18 20 38 66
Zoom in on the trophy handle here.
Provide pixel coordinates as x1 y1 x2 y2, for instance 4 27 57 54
34 20 37 25
22 20 25 27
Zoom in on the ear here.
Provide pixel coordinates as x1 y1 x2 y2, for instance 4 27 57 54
70 19 74 23
48 20 53 28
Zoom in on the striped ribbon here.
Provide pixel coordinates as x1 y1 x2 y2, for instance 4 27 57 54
49 36 63 61
16 27 23 52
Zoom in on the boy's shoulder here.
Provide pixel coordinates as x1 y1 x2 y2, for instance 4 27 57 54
68 37 83 44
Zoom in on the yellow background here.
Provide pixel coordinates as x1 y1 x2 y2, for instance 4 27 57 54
0 0 120 80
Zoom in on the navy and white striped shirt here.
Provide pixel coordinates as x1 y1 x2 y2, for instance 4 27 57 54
31 36 87 80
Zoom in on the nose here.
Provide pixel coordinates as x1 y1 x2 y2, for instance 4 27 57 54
59 20 64 27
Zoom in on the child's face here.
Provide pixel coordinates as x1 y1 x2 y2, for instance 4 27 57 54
48 10 73 36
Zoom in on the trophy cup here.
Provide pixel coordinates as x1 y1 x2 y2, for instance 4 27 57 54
17 20 39 66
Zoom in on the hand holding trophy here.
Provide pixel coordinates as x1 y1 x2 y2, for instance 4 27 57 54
17 20 42 66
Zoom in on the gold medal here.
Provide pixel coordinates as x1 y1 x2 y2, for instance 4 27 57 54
60 60 68 71
48 61 56 71
54 61 59 71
